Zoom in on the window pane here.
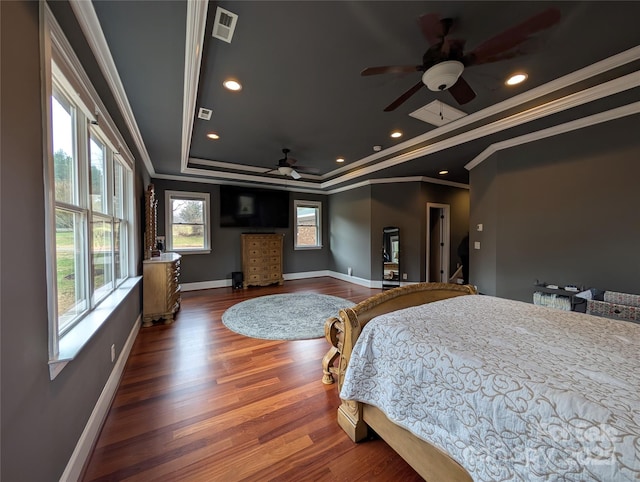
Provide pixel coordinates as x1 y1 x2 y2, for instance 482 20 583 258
171 198 205 249
90 136 106 213
166 193 210 252
51 93 77 204
92 215 113 299
297 226 318 246
56 208 87 332
114 219 121 282
114 219 128 283
296 206 319 246
172 224 204 249
172 199 203 224
113 160 124 218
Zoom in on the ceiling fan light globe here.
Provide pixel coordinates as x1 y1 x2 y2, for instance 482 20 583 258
278 166 292 176
422 60 464 92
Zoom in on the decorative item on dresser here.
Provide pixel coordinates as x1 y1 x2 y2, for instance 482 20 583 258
142 252 181 327
241 233 284 288
144 184 159 260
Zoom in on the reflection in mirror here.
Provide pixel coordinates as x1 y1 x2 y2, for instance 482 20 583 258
382 227 400 290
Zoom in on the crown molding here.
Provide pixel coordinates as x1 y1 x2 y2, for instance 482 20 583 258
69 0 154 176
152 172 467 195
466 101 640 171
324 45 640 181
47 4 135 168
181 1 209 172
325 176 469 195
188 157 324 180
70 0 640 191
180 165 325 189
163 170 328 193
321 69 640 189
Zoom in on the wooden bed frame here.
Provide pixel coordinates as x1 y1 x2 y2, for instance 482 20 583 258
322 282 477 481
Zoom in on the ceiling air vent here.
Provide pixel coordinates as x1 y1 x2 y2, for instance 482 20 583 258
409 100 467 127
198 107 212 121
212 7 238 43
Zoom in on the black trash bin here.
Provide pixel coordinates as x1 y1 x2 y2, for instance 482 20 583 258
232 271 243 289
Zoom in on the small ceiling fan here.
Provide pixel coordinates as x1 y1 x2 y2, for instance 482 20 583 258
265 148 317 179
362 7 561 111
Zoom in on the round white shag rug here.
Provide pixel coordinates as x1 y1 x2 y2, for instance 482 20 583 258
221 293 353 340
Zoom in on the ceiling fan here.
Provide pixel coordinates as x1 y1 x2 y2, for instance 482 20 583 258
266 148 317 179
362 7 561 111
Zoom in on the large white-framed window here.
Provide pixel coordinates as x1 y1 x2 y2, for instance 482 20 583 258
43 6 136 378
165 191 211 254
294 200 322 249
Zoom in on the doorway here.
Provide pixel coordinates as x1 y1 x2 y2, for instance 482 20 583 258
426 203 450 282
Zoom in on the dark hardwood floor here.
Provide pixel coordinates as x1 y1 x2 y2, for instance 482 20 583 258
82 277 423 481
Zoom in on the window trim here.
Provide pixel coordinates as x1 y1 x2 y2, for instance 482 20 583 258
165 190 211 254
43 4 139 380
294 200 322 250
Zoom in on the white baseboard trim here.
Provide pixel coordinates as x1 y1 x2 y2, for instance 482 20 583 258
284 270 331 280
181 279 231 291
60 314 141 482
181 270 379 291
326 270 376 288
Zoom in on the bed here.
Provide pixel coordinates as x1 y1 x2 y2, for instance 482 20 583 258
322 282 640 481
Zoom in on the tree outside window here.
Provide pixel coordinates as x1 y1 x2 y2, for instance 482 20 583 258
166 191 211 253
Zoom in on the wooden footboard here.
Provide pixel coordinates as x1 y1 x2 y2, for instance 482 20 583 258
323 282 477 480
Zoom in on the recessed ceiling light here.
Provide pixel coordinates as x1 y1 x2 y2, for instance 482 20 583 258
506 73 527 86
373 145 382 152
207 132 220 140
390 131 403 138
439 170 449 175
336 157 345 163
223 79 242 91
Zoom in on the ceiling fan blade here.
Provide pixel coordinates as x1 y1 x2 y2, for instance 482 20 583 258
290 169 302 180
383 80 424 112
467 7 560 65
448 76 476 105
464 47 529 67
384 79 424 112
418 13 451 46
361 65 421 76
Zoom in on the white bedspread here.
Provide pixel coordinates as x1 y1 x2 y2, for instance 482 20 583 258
340 295 640 481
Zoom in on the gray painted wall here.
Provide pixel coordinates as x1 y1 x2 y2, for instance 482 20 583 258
420 182 470 280
470 114 640 301
152 179 330 283
468 159 498 294
327 182 469 284
152 179 470 286
371 183 422 282
1 3 144 480
328 186 373 279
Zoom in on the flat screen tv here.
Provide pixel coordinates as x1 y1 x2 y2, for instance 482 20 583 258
220 185 289 228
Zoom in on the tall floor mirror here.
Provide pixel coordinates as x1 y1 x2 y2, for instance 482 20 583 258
382 227 400 290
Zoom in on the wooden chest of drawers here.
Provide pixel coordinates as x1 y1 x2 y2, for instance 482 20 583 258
143 252 181 326
241 233 284 288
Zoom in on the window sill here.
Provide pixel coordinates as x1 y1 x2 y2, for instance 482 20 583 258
169 249 211 255
294 245 323 250
48 276 142 380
